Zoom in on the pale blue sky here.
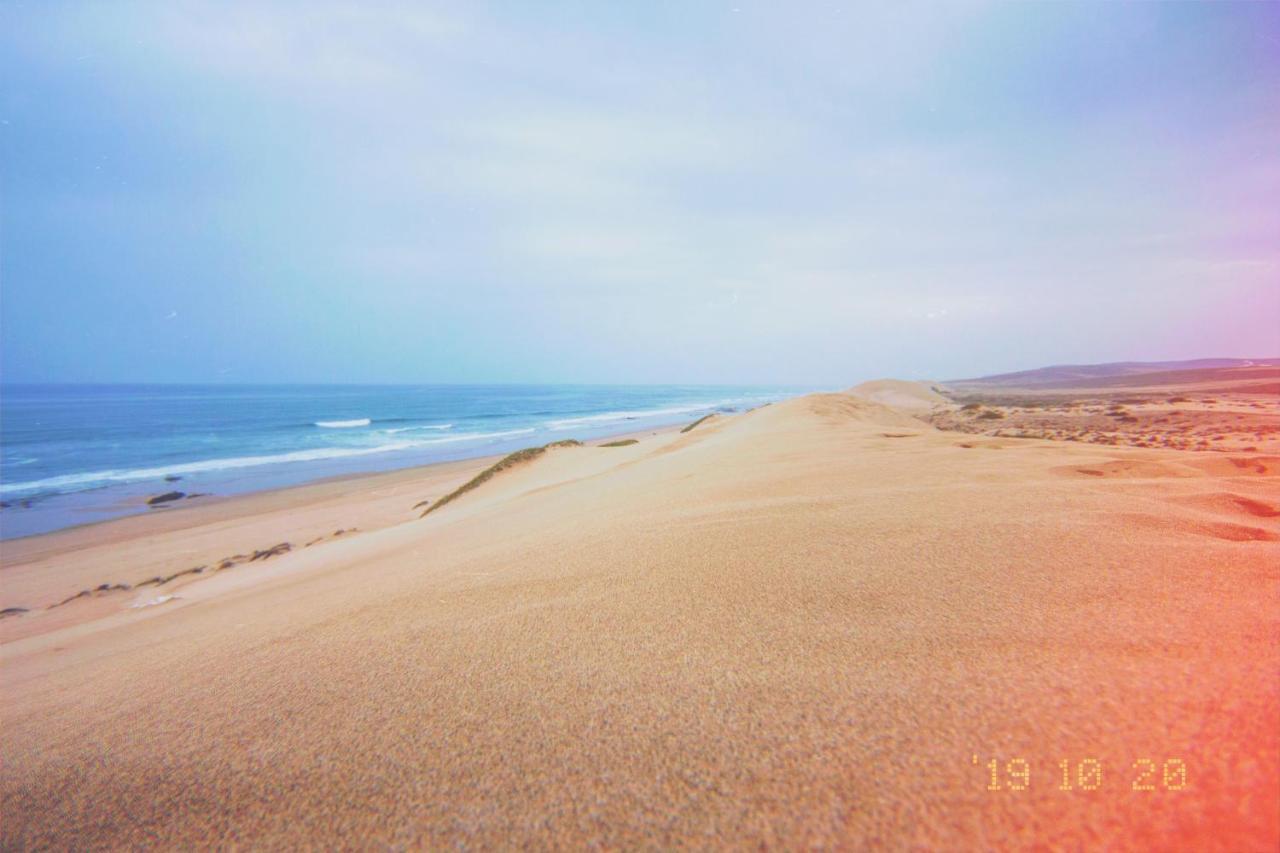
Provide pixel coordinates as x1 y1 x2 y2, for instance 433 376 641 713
2 1 1277 384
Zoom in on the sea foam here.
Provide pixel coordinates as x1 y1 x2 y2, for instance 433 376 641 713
0 428 539 496
315 418 372 428
382 423 454 434
545 403 717 430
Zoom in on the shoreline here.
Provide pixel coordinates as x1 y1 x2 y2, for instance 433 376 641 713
0 419 693 547
0 421 688 621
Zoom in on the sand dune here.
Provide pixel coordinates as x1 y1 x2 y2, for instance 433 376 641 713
2 390 1277 848
846 378 948 413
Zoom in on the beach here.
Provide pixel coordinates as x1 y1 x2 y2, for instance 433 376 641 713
0 383 802 539
1 380 1277 848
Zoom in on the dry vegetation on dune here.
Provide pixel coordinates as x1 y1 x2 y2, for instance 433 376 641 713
599 438 639 447
418 439 583 517
8 536 326 615
680 413 715 433
929 387 1280 452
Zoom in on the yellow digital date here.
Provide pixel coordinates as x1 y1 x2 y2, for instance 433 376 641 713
972 756 1188 792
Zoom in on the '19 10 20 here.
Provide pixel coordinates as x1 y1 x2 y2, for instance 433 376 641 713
972 756 1187 792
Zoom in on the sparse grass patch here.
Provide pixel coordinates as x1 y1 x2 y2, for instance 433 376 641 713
419 440 583 517
681 414 715 433
600 439 638 447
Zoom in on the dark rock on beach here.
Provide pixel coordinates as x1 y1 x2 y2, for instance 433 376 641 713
147 491 186 506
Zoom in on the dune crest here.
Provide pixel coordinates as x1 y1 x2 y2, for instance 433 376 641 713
846 378 947 413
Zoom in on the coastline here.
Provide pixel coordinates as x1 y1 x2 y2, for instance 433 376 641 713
0 402 718 541
0 421 686 619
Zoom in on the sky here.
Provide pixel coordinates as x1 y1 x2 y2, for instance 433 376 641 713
1 1 1277 385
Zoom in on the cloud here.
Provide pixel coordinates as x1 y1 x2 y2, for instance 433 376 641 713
3 1 1277 383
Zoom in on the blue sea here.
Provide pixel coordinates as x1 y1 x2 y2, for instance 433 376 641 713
0 384 809 539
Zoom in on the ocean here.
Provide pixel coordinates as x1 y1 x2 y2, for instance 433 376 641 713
0 383 809 539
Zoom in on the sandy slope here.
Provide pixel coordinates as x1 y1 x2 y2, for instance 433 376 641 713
846 378 948 413
2 392 1277 849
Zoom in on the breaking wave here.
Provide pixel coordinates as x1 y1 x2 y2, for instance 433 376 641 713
0 428 540 496
315 418 372 428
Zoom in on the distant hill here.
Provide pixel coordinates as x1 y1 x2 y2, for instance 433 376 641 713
948 358 1280 389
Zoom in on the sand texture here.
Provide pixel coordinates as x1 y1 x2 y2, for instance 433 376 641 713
2 388 1277 849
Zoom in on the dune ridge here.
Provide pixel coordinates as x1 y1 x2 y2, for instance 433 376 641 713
846 378 948 413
